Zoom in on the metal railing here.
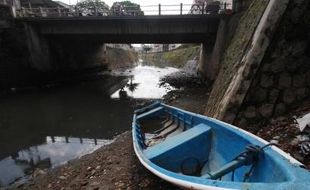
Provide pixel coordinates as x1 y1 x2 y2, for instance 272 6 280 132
16 2 232 18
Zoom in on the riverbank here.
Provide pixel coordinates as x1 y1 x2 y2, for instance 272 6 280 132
143 45 200 68
10 72 210 190
7 64 310 189
11 83 310 190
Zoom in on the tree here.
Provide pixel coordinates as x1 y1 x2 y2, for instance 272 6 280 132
110 1 144 16
76 0 109 16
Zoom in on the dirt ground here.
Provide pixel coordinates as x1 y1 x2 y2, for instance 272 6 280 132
10 83 310 190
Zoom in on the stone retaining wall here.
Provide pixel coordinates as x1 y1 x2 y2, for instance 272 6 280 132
204 0 310 129
205 0 271 118
235 0 310 130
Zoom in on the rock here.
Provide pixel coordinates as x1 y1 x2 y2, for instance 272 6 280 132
139 179 151 188
274 103 286 116
259 104 274 118
90 170 96 176
290 138 300 146
47 183 52 188
262 63 271 72
269 89 280 103
278 73 292 89
59 176 67 180
292 152 304 162
270 59 285 73
244 106 257 119
260 74 274 88
115 182 126 188
283 89 296 104
80 180 89 186
222 112 236 124
286 62 298 72
95 166 101 170
296 88 309 100
87 166 92 171
107 159 113 165
270 140 279 144
292 74 305 88
291 41 307 57
253 88 267 103
236 118 248 128
33 169 46 177
90 181 100 186
273 136 280 140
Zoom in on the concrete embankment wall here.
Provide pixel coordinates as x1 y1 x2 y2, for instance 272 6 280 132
104 47 138 70
0 5 34 89
145 45 200 68
204 0 310 129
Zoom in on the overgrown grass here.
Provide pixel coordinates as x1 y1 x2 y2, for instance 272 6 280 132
143 45 200 68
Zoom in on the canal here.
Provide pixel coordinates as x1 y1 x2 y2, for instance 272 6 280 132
0 64 178 187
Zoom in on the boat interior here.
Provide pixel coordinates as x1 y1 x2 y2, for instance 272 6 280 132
134 103 291 183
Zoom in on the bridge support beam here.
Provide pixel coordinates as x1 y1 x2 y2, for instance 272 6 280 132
24 24 51 71
198 42 215 81
198 18 228 83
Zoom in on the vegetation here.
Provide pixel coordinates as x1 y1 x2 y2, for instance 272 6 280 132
106 47 138 69
76 0 109 16
143 45 200 68
76 0 143 16
110 1 144 16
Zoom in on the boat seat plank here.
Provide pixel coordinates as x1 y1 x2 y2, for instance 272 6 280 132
144 123 212 172
137 106 164 120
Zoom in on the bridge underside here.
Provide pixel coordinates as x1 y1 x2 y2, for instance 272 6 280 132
17 15 221 74
19 15 220 43
46 33 214 43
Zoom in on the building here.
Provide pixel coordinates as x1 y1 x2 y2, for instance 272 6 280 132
106 44 133 51
149 44 182 53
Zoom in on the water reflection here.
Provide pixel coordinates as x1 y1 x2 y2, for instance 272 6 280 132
0 64 178 187
0 136 111 186
111 65 178 99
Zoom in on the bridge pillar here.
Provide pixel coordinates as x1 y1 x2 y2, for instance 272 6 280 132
198 43 215 81
24 24 51 71
198 18 229 83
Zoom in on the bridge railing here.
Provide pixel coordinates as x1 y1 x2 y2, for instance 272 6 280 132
16 2 232 18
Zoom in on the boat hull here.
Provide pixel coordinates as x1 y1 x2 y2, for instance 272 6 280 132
132 102 310 190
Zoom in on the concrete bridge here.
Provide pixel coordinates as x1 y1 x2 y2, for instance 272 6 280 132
17 15 220 43
14 14 222 79
0 0 229 82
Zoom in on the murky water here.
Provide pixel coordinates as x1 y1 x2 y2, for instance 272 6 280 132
0 64 178 187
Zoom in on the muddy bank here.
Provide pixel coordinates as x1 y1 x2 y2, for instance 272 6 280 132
13 89 310 190
10 68 310 190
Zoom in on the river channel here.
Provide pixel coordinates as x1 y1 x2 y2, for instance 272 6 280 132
0 64 178 187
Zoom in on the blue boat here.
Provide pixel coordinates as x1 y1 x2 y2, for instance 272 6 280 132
132 102 310 190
